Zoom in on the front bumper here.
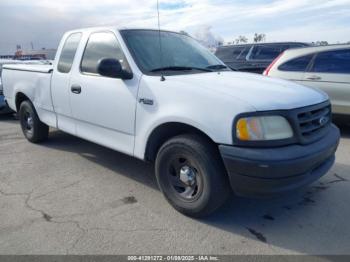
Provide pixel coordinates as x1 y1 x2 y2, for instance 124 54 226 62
219 124 340 197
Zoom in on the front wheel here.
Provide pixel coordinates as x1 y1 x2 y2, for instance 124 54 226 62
155 134 231 217
19 100 49 143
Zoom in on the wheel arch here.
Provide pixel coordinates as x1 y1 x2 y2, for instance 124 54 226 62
144 122 217 162
15 92 31 112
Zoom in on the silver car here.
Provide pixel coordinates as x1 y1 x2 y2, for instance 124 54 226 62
264 45 350 116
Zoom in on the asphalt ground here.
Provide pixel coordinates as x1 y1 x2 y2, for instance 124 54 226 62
0 113 349 255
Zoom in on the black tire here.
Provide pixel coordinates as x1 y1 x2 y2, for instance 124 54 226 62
19 100 49 143
155 134 231 217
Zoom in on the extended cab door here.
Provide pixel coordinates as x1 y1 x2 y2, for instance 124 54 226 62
302 49 350 115
69 31 139 155
51 32 82 134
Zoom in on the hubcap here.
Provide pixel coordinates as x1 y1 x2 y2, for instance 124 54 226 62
179 166 196 186
27 116 33 128
23 111 34 133
168 157 202 200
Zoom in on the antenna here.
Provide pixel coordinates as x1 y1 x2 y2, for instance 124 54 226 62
157 0 165 81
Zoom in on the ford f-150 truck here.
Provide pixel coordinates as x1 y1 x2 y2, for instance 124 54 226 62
2 27 340 217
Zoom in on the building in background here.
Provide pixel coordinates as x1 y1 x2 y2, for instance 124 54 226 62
0 55 15 59
14 48 56 60
1 48 56 60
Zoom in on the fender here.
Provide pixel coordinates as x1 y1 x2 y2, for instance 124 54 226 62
133 116 216 160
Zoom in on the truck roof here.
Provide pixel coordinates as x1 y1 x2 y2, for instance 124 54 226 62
64 26 181 35
2 64 53 74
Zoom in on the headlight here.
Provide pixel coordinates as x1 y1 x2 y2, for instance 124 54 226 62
236 116 293 141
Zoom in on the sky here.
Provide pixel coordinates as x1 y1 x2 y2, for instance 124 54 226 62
0 0 350 54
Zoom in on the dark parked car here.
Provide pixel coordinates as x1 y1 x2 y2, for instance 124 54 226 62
215 42 311 74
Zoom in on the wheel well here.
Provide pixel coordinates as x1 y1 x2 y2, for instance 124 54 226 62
145 122 215 162
15 92 30 111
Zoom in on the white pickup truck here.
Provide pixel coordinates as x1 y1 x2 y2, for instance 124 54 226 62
2 27 340 217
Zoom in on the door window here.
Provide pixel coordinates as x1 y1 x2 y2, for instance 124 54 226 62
311 49 350 74
81 32 129 75
57 33 82 73
278 55 313 72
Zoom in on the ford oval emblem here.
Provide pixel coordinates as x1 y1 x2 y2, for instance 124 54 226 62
319 116 329 126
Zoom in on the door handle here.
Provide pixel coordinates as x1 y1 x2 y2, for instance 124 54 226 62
71 85 82 94
306 75 322 81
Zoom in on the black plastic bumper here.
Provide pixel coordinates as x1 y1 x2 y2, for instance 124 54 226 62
219 124 340 197
0 95 5 110
0 96 13 114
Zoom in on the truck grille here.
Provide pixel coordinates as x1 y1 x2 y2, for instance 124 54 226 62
0 90 3 96
296 102 331 143
232 101 332 148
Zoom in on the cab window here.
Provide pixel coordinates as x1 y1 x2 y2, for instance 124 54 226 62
81 32 129 75
57 33 82 73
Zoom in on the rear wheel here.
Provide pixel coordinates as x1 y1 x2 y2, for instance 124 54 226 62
155 134 231 217
19 100 49 143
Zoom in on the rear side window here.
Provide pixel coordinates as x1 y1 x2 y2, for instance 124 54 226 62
215 48 231 60
311 49 350 74
232 46 250 60
232 47 245 57
278 55 313 72
57 33 82 73
250 45 282 60
81 32 127 75
215 46 250 61
236 46 250 60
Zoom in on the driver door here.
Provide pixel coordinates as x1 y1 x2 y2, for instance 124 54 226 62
69 31 139 155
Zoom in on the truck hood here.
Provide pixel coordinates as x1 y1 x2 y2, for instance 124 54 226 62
166 71 328 111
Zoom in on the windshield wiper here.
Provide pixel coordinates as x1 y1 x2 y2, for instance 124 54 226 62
206 64 228 70
150 66 213 72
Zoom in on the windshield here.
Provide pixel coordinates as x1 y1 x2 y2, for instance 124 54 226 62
120 30 228 75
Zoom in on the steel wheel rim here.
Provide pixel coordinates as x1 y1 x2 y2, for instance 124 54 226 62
23 110 34 134
167 156 203 201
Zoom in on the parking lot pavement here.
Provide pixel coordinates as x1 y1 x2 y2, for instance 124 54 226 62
0 114 349 255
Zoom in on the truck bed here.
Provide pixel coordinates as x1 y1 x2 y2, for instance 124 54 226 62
2 63 57 127
3 63 53 73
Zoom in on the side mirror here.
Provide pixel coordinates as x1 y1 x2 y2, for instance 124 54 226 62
97 58 133 79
